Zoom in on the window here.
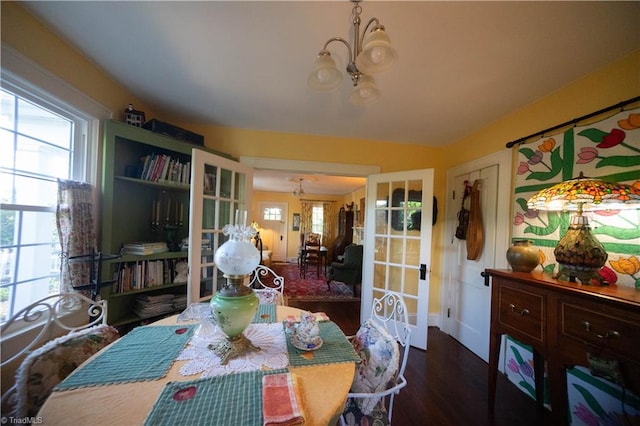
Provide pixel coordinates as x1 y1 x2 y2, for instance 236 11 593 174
261 207 282 222
311 206 323 235
0 75 97 324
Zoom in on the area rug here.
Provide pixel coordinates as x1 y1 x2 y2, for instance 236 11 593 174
269 263 359 302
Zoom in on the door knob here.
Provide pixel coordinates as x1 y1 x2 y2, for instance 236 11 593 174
481 270 490 287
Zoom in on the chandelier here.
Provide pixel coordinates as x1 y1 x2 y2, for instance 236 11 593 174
293 178 305 197
307 0 397 105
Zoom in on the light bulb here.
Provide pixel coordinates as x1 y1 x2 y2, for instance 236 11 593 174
316 68 332 83
358 88 371 99
350 75 381 105
369 46 387 65
308 51 343 91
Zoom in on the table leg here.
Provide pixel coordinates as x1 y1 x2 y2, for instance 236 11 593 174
532 349 545 412
547 359 569 425
488 331 501 414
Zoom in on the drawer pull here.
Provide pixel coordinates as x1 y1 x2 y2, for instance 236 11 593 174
509 303 530 316
581 321 621 340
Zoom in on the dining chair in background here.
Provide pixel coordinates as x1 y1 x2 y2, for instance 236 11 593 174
341 292 411 426
0 293 119 417
248 264 286 305
301 240 322 278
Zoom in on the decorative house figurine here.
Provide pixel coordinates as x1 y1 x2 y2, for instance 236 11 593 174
124 104 145 127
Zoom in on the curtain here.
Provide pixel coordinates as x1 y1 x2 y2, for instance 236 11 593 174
511 107 640 288
321 201 335 248
299 200 336 246
56 179 96 296
300 200 314 236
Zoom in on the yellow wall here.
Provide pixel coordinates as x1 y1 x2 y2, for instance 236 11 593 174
3 2 639 316
1 3 162 123
251 191 353 262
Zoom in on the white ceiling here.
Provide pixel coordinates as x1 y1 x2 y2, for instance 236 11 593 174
21 1 640 194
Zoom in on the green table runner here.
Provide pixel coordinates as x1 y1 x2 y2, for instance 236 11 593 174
56 325 194 390
252 304 276 323
286 321 360 367
144 368 288 426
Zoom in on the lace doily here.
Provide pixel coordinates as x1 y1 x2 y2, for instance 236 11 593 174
177 323 288 378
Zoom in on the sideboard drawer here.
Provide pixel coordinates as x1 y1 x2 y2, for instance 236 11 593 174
497 284 545 343
560 302 640 361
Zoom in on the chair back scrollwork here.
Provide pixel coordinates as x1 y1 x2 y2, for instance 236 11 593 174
247 265 286 305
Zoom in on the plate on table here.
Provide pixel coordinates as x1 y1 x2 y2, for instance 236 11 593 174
291 335 323 351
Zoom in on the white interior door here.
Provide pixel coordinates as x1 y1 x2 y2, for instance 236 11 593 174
256 201 287 262
362 169 434 350
441 150 511 362
187 149 253 304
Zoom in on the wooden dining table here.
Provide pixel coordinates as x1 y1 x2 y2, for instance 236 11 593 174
300 246 329 277
38 305 356 426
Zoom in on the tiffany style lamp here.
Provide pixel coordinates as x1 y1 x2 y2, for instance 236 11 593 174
527 172 640 285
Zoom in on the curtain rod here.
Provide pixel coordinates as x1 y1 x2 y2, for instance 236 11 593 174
505 96 640 149
300 199 336 203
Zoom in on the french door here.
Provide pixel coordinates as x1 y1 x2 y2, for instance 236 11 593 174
363 169 434 350
187 149 253 304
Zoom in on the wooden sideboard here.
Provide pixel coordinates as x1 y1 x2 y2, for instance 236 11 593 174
487 269 640 425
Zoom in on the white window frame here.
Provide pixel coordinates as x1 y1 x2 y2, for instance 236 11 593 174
311 205 324 236
1 46 111 329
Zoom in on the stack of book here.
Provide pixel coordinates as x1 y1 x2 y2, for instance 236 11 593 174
133 294 175 319
139 153 191 185
122 241 168 256
173 294 188 312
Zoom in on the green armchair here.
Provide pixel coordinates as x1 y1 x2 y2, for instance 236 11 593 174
327 244 363 291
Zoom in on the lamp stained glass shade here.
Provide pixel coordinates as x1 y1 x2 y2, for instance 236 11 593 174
527 173 640 212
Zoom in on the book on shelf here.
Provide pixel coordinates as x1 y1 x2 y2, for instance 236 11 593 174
122 241 168 255
138 153 191 185
115 257 186 293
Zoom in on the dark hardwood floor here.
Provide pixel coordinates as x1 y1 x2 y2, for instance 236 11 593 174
288 300 550 426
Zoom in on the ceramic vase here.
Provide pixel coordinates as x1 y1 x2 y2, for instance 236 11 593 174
210 291 259 339
506 240 540 273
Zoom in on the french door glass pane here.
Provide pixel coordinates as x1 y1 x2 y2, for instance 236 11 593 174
220 168 232 198
234 172 246 200
202 198 216 229
374 236 387 262
389 238 403 264
405 239 420 266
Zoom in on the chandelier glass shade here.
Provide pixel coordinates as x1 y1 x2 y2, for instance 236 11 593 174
356 27 397 74
527 173 640 285
307 52 343 91
307 0 397 105
350 74 381 105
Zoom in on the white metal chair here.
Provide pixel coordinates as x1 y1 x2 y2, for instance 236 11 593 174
341 292 411 425
1 293 118 417
247 264 286 305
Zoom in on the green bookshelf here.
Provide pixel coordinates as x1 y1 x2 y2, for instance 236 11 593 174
99 120 231 327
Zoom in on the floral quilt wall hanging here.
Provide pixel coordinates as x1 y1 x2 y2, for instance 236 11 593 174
512 107 640 288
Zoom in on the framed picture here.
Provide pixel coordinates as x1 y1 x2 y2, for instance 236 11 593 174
292 213 300 231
